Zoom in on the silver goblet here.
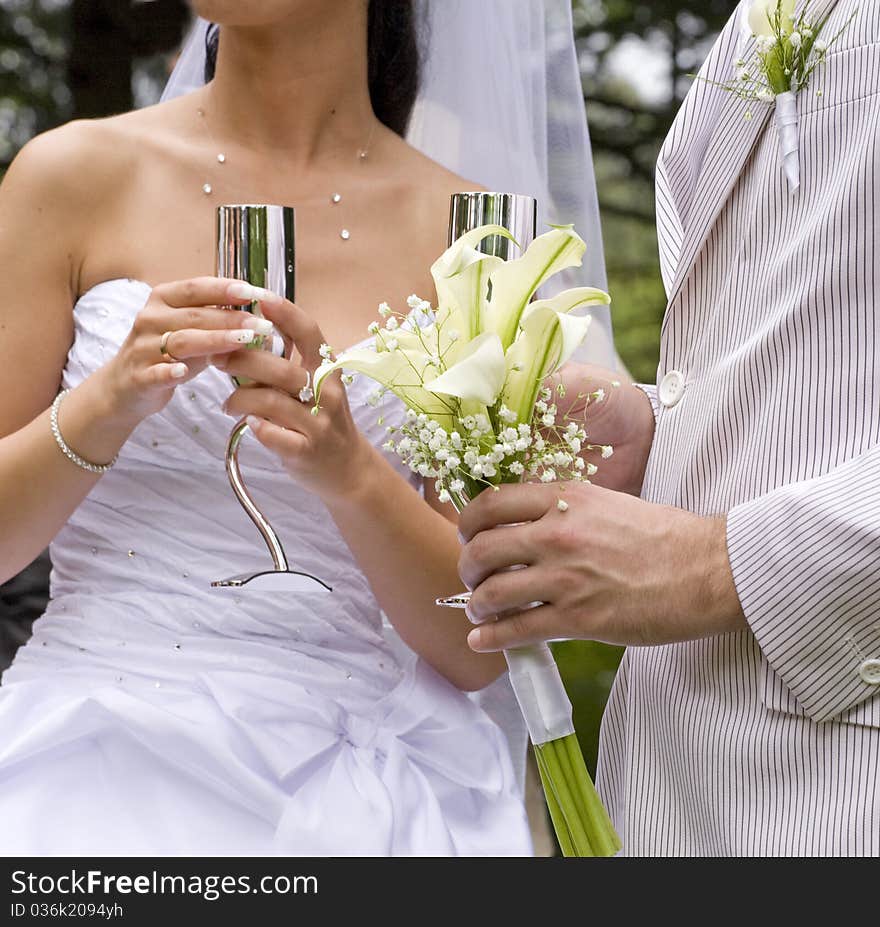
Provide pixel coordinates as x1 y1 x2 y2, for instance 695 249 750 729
211 204 332 594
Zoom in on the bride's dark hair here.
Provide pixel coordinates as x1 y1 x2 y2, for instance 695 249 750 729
203 2 421 137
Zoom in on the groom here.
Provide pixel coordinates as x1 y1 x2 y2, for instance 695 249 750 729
459 0 880 856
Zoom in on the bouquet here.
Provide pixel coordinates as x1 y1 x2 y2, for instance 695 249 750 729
314 223 621 856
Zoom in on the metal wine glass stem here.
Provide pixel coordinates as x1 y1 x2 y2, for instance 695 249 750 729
226 416 289 573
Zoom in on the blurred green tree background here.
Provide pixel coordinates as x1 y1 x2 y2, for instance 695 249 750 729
0 0 739 773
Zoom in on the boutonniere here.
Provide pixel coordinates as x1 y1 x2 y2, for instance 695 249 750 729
700 1 857 193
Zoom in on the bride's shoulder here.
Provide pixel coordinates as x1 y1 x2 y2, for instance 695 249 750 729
2 97 189 207
2 113 144 212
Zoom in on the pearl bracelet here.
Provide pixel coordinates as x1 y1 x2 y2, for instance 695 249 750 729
50 389 117 475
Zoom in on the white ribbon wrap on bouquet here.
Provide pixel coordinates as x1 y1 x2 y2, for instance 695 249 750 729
504 643 575 745
775 91 801 194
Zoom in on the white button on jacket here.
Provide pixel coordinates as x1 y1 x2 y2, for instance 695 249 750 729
659 370 686 408
858 659 880 686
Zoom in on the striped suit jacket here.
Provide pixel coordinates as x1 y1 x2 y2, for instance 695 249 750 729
597 0 880 855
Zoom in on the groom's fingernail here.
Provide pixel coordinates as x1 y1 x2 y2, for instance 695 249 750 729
465 602 478 624
467 628 482 650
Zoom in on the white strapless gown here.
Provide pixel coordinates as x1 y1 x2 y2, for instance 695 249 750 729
0 279 531 856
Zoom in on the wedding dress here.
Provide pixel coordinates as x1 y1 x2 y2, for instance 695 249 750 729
0 278 532 856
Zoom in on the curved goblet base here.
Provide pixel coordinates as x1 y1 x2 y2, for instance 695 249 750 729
211 570 333 593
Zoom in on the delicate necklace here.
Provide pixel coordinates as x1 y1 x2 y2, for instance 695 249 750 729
196 96 376 243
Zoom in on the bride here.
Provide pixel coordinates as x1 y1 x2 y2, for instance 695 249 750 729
0 1 611 855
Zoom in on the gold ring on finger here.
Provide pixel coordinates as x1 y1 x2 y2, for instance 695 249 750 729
159 330 182 363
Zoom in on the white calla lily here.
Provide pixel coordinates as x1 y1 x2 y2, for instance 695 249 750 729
485 225 587 349
431 225 511 341
426 332 507 406
316 221 610 482
748 0 795 37
314 344 458 425
502 306 594 423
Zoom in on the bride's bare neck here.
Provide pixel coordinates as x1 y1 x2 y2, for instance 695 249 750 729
208 5 376 165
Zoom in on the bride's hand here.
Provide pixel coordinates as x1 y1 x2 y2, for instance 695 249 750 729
103 277 275 425
215 298 373 500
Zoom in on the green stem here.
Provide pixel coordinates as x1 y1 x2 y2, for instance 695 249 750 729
534 746 575 857
549 737 598 855
562 734 622 856
533 735 622 857
535 740 594 856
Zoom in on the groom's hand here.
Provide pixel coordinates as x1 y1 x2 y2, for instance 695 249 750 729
551 363 656 496
458 481 747 652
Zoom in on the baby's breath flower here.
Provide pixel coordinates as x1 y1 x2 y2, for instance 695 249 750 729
601 445 614 459
541 412 555 427
498 405 517 424
319 343 333 361
367 321 380 335
341 373 355 386
378 302 392 317
385 316 399 331
438 489 451 504
447 329 460 342
557 499 569 512
540 469 557 483
385 338 399 351
508 461 525 476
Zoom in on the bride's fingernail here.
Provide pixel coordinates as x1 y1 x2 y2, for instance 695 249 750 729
240 317 274 335
228 282 274 302
467 628 483 650
170 363 188 379
246 415 262 432
229 329 255 344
